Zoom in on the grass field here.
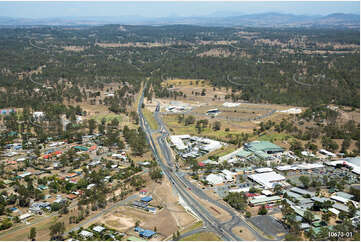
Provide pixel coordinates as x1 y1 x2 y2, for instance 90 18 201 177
162 78 211 88
142 107 159 130
90 113 123 123
180 232 221 241
180 221 203 235
258 132 292 143
199 144 238 161
162 114 253 142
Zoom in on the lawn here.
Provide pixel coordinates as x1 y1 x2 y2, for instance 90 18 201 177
258 132 292 142
181 232 221 241
142 107 159 130
180 221 203 235
91 113 123 123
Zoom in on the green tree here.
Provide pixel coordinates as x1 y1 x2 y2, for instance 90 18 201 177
258 205 268 215
299 176 310 188
88 119 97 135
49 222 65 240
29 227 36 241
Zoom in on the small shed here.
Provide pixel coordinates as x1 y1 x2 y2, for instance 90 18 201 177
140 230 156 239
92 225 105 233
140 196 152 203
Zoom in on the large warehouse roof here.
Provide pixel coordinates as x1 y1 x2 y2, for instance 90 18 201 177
249 195 282 205
244 141 284 153
206 174 224 185
170 135 189 150
248 172 285 189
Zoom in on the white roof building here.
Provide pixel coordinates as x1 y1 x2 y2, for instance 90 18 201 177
229 187 250 193
330 195 349 204
87 184 96 190
19 172 32 178
79 230 94 238
297 163 324 170
19 213 32 220
328 208 340 215
200 139 222 152
255 167 273 173
326 160 360 175
170 135 189 150
206 174 224 185
223 102 241 107
222 170 236 181
276 165 298 171
248 172 286 189
276 163 324 171
203 159 218 165
278 108 302 114
33 111 45 119
262 190 274 196
319 149 336 157
92 225 105 233
301 151 315 157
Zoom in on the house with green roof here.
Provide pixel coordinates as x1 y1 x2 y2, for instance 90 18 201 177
236 149 253 158
74 146 89 151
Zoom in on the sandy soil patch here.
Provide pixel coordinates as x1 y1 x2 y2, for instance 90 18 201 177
152 177 196 229
232 226 256 241
271 212 283 220
198 49 233 57
100 213 135 232
62 46 86 52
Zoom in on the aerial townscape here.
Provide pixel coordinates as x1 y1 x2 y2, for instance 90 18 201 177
0 1 359 241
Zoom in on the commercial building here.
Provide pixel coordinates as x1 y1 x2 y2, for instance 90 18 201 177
330 195 349 204
79 230 94 239
290 187 315 197
93 225 105 233
335 192 354 200
319 149 336 158
325 159 360 175
248 172 286 189
169 135 189 150
19 213 32 220
206 174 225 185
255 167 273 173
249 195 282 206
276 163 323 171
244 141 284 154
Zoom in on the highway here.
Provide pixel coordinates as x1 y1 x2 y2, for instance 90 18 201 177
138 86 269 241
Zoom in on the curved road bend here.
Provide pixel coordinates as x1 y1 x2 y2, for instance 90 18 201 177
139 87 270 241
154 112 269 241
138 89 239 241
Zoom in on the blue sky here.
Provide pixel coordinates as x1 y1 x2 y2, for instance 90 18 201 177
0 1 359 18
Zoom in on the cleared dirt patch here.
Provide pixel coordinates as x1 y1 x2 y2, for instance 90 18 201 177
232 226 256 241
100 213 136 232
62 45 86 52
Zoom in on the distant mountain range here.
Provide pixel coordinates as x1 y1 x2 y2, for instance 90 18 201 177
0 12 359 28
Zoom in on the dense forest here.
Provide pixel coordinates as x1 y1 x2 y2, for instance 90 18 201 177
0 24 359 109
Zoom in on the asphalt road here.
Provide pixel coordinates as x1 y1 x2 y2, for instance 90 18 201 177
139 90 239 240
139 90 270 241
154 102 270 240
